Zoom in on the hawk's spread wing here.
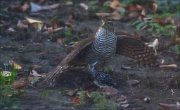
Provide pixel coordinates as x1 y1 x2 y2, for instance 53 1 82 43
116 37 158 67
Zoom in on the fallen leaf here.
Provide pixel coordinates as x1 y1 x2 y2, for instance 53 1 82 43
67 89 78 96
96 11 121 20
152 2 158 13
121 65 131 70
17 20 28 29
7 27 16 32
30 69 42 77
110 0 125 13
127 79 140 86
126 4 143 12
152 17 175 26
161 59 165 64
110 0 121 10
159 64 177 68
159 102 180 110
66 1 73 5
9 60 22 70
32 64 42 69
25 17 43 24
121 103 130 108
117 95 129 108
30 2 43 12
8 2 23 12
30 2 60 12
100 86 118 96
170 89 175 96
146 38 159 55
71 96 81 105
57 38 64 45
126 11 140 20
173 37 180 45
117 95 127 103
21 2 30 12
108 11 122 20
96 12 111 17
80 3 88 10
25 17 44 31
50 18 61 29
53 27 64 32
66 14 75 27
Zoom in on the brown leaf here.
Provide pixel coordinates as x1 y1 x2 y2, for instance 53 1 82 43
66 14 75 27
8 2 29 12
100 86 118 96
159 103 180 110
126 11 140 20
174 37 180 45
71 96 81 105
9 60 22 70
151 2 158 13
96 11 121 20
152 17 175 26
109 11 122 20
51 18 61 29
21 2 30 12
110 0 125 13
117 95 129 108
117 95 127 103
12 77 28 90
126 5 143 12
110 0 121 10
17 20 29 29
57 38 64 45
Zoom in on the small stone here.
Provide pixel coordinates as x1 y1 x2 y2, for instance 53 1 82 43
121 65 131 70
144 96 151 103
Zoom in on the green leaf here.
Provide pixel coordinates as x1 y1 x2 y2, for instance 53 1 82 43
174 45 180 54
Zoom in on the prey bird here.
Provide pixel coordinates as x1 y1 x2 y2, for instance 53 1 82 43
88 61 116 87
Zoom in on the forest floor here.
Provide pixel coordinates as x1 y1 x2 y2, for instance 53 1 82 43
0 0 180 110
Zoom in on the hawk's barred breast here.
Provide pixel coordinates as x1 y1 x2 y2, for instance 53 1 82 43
86 26 117 64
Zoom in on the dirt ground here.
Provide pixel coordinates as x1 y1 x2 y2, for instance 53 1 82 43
0 0 180 110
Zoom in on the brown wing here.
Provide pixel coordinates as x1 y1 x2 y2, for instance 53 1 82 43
38 37 94 88
66 37 94 65
116 37 158 67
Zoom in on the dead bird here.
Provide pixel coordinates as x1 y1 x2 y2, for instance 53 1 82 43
88 61 117 87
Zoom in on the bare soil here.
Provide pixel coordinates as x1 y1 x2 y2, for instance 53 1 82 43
0 0 180 110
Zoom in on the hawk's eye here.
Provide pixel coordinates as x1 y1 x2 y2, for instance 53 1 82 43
102 21 114 32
